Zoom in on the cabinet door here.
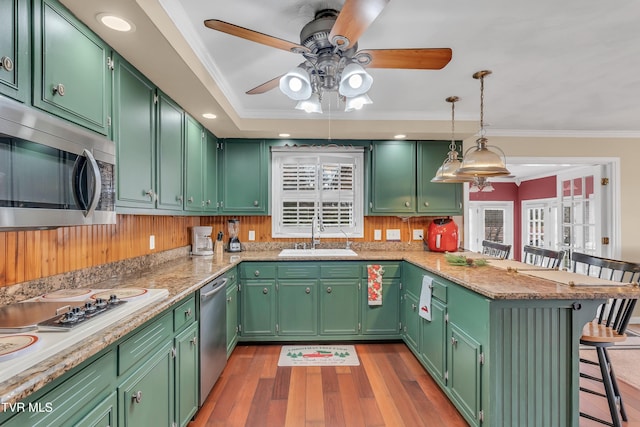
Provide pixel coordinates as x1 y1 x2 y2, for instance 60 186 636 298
156 92 184 210
419 299 447 383
113 55 156 208
370 141 416 214
184 115 204 211
74 391 117 427
361 277 400 335
277 280 317 336
33 0 111 134
319 279 359 335
448 323 482 425
220 139 267 214
417 141 463 214
175 322 199 427
203 130 219 213
226 280 239 356
118 343 174 427
0 0 29 102
241 281 276 336
402 292 420 352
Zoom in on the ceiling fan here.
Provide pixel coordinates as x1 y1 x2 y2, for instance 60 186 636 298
204 0 452 112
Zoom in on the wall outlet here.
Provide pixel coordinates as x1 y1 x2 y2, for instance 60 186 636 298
374 229 382 241
248 230 256 241
413 229 424 240
149 235 155 250
386 229 401 241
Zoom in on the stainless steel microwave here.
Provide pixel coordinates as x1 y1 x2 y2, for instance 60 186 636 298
0 96 116 229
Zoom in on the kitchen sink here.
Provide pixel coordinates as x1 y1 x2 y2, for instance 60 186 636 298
278 248 358 257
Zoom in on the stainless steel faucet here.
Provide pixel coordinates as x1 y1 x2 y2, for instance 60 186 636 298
311 215 322 249
340 229 351 250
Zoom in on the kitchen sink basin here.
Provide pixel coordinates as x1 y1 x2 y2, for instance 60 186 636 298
278 248 358 257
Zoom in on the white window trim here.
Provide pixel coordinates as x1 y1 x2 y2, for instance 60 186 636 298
271 146 364 238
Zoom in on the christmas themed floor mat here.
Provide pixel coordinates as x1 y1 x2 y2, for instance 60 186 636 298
277 345 360 366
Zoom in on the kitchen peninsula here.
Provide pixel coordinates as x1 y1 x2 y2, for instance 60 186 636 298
0 249 638 427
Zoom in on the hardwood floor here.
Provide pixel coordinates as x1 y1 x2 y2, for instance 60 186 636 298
190 343 640 427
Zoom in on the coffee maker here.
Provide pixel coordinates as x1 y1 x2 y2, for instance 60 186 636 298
191 226 214 256
227 219 241 252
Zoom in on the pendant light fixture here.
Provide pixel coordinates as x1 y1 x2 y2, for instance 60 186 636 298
456 70 511 177
469 177 495 192
431 96 474 183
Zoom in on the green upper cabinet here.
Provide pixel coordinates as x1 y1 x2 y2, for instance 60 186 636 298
33 0 111 135
0 0 29 102
203 130 219 214
220 139 268 214
417 141 463 215
156 92 184 210
113 55 156 209
369 141 416 214
184 118 218 213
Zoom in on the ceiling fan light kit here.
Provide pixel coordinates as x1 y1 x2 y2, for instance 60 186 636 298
455 70 511 178
204 0 452 114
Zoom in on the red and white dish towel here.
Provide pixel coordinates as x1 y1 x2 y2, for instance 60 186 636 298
367 264 384 306
419 275 433 321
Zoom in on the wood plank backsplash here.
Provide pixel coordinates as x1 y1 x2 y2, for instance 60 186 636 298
0 214 439 288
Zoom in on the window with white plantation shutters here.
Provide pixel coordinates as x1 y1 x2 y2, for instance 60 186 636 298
272 147 364 238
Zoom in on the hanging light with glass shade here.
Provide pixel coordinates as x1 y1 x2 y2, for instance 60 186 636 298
431 96 474 183
455 70 511 177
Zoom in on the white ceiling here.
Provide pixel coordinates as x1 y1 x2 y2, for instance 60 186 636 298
60 0 640 179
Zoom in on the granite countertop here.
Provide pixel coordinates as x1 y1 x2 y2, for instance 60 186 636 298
2 249 639 408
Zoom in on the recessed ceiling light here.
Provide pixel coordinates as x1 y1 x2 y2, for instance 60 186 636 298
97 13 135 32
202 113 217 119
279 133 290 137
394 134 407 139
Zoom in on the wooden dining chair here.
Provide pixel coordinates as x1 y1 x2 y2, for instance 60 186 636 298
481 240 511 259
522 245 564 269
572 251 640 426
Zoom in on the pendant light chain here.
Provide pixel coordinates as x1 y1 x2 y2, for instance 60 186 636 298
446 96 459 152
479 75 484 135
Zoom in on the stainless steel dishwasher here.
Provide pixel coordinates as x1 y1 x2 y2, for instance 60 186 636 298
199 277 227 406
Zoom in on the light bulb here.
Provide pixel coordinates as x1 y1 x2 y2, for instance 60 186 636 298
348 74 363 89
288 77 302 92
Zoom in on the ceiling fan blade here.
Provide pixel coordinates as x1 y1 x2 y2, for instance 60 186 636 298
246 75 284 95
358 48 453 69
329 0 390 48
204 19 309 54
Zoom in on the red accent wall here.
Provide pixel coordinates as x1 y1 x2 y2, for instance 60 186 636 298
469 176 557 260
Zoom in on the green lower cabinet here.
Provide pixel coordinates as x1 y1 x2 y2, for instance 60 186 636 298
175 322 199 427
74 391 117 427
226 278 239 356
118 342 174 427
277 280 318 336
419 298 447 384
319 279 360 335
241 280 276 336
402 292 420 352
361 277 400 335
448 323 482 425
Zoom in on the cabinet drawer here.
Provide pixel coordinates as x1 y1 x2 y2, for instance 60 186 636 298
224 267 238 285
431 279 448 303
366 262 401 278
320 263 361 278
240 262 276 279
278 263 320 279
118 313 172 376
173 296 196 332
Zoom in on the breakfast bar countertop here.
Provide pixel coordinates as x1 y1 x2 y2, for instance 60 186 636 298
2 248 639 410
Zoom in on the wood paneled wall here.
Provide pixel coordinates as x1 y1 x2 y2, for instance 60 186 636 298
1 214 440 288
0 215 200 288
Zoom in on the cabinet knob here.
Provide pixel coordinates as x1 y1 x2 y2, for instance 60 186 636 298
0 56 14 72
404 201 410 207
305 287 311 294
52 83 65 96
144 189 155 200
254 270 260 277
326 287 332 294
451 337 458 346
190 336 197 346
187 196 194 203
227 296 232 303
424 201 429 207
132 391 142 404
177 195 183 202
262 287 268 294
206 200 212 205
411 303 417 311
253 200 259 206
185 308 192 317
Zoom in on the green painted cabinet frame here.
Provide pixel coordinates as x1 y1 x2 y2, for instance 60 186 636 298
369 140 416 214
0 0 30 103
175 321 199 427
33 0 112 135
225 268 239 357
417 140 463 215
156 92 184 211
220 139 268 214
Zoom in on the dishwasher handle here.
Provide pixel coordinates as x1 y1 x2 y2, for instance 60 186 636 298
200 278 228 300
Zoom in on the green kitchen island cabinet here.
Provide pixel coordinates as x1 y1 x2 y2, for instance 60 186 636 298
0 0 30 103
33 0 112 135
219 139 268 215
